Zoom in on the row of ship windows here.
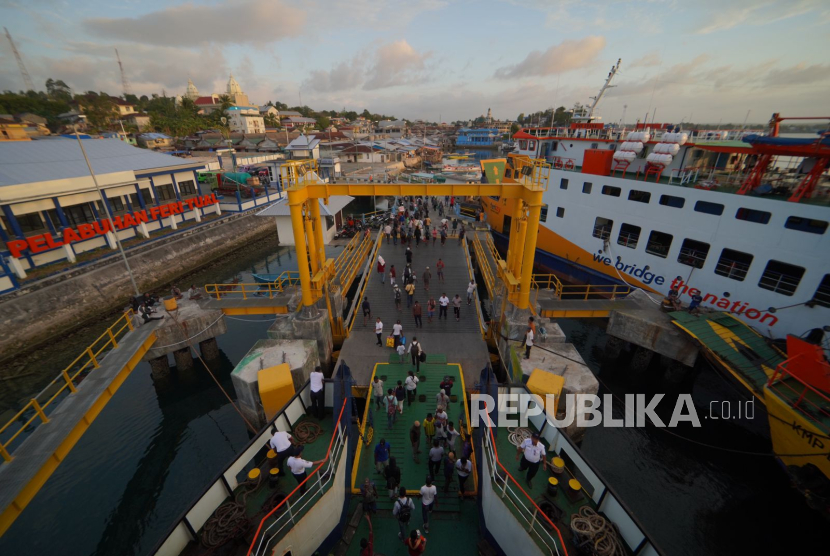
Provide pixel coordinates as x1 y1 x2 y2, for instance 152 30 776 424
559 178 829 235
585 215 830 304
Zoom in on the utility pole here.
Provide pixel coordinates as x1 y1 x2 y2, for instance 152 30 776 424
4 27 34 91
115 49 132 97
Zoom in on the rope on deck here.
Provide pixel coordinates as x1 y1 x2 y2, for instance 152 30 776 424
570 506 625 556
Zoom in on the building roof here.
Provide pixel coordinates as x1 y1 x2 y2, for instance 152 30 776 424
283 116 317 124
194 96 219 105
279 110 303 118
257 195 354 217
138 132 171 140
0 139 202 187
286 135 321 151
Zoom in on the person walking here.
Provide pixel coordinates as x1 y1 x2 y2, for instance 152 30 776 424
438 293 449 320
287 445 323 495
412 301 423 328
446 421 460 454
410 421 422 461
408 337 423 373
386 389 398 428
393 319 404 348
375 437 392 473
442 451 457 493
385 457 402 500
455 456 473 499
458 225 466 245
436 259 445 283
362 298 371 326
268 429 294 477
403 264 412 284
439 376 454 398
372 376 384 410
422 267 431 292
397 341 406 363
427 297 436 323
524 326 534 359
377 256 386 284
310 365 325 419
428 439 444 479
423 413 436 447
406 246 413 264
389 265 397 287
393 487 415 541
405 371 419 406
395 381 406 413
384 223 392 244
452 219 459 234
360 478 378 516
420 476 437 534
440 226 447 246
375 317 384 346
452 294 462 322
516 432 546 488
466 280 477 306
432 227 437 246
394 285 403 312
414 226 421 247
405 282 415 308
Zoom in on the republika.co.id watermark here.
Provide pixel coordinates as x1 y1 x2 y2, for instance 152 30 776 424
470 393 755 428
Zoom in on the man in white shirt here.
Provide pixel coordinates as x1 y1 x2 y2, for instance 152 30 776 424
404 371 419 406
438 294 449 320
420 476 438 533
455 456 473 499
310 365 325 419
384 224 393 244
372 376 385 410
466 280 477 305
515 432 546 488
392 320 404 348
287 445 323 494
268 429 294 476
375 318 384 346
524 327 534 360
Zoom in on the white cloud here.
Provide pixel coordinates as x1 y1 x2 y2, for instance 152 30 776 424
630 51 661 68
83 0 306 46
494 36 606 79
692 0 829 34
303 57 366 93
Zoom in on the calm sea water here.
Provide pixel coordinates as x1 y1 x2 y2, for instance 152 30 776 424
1 238 825 555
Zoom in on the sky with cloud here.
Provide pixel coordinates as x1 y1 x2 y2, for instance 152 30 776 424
1 0 828 123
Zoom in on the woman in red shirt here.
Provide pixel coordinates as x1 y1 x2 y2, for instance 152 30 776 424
404 529 427 555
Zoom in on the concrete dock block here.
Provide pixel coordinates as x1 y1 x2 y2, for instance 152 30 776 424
142 299 227 361
267 309 333 371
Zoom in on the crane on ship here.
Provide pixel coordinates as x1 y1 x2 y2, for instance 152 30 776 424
571 58 621 123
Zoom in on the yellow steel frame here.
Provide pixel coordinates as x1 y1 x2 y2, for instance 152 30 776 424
204 271 302 301
0 312 157 536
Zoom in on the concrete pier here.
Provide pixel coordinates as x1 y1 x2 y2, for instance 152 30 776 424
231 339 320 427
148 355 171 379
142 298 227 363
199 337 220 360
268 306 333 372
173 348 194 371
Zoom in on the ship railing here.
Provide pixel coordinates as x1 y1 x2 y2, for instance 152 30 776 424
677 247 707 269
531 274 631 304
248 399 349 556
617 231 640 249
486 385 665 556
204 271 302 300
591 225 612 240
713 258 751 281
758 269 802 296
0 310 135 462
767 354 830 427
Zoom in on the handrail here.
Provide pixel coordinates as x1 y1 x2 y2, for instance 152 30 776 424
345 231 383 333
333 233 362 275
204 271 301 300
530 273 631 306
463 238 487 338
247 399 349 556
767 355 830 426
482 414 568 556
0 310 135 462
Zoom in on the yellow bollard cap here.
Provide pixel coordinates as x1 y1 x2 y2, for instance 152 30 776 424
267 449 277 459
568 479 581 491
270 468 280 476
548 477 558 486
248 468 261 480
552 457 564 468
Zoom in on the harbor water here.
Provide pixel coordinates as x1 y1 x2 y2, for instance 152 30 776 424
0 241 825 555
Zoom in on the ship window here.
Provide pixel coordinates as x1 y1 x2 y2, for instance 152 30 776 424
591 143 599 149
519 140 527 150
813 275 830 308
540 204 548 223
628 190 651 204
556 207 564 218
659 194 685 208
592 217 613 240
759 260 804 296
645 230 673 258
601 185 621 197
784 216 828 235
617 223 641 249
735 207 770 224
715 249 753 281
528 141 536 150
560 178 568 190
694 200 724 216
677 239 710 269
582 182 593 194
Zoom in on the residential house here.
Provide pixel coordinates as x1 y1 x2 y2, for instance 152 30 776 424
257 196 355 245
15 113 47 126
281 116 317 130
285 135 320 159
137 132 175 150
126 112 151 131
226 106 265 134
375 120 407 138
0 118 31 141
259 106 279 119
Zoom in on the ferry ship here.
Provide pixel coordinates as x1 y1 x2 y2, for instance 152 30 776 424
482 111 830 342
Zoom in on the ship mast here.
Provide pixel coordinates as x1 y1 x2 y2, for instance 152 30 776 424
574 58 621 123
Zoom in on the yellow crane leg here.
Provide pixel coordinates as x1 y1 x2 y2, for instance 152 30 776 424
309 198 326 269
289 193 314 307
304 200 320 276
517 192 543 309
511 203 527 278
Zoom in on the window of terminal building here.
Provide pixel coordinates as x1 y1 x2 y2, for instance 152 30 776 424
156 184 176 202
130 188 154 208
714 248 753 281
759 260 805 296
677 239 710 269
108 197 126 213
617 223 641 249
659 194 685 208
601 185 621 197
63 203 97 227
645 230 673 258
694 200 724 216
582 182 593 194
592 217 613 240
1 212 46 235
784 216 828 235
560 178 568 190
735 207 771 224
813 274 830 308
628 190 651 204
178 180 197 196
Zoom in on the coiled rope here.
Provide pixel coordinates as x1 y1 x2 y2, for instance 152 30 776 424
507 426 533 447
200 473 263 550
570 506 625 556
293 421 324 444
